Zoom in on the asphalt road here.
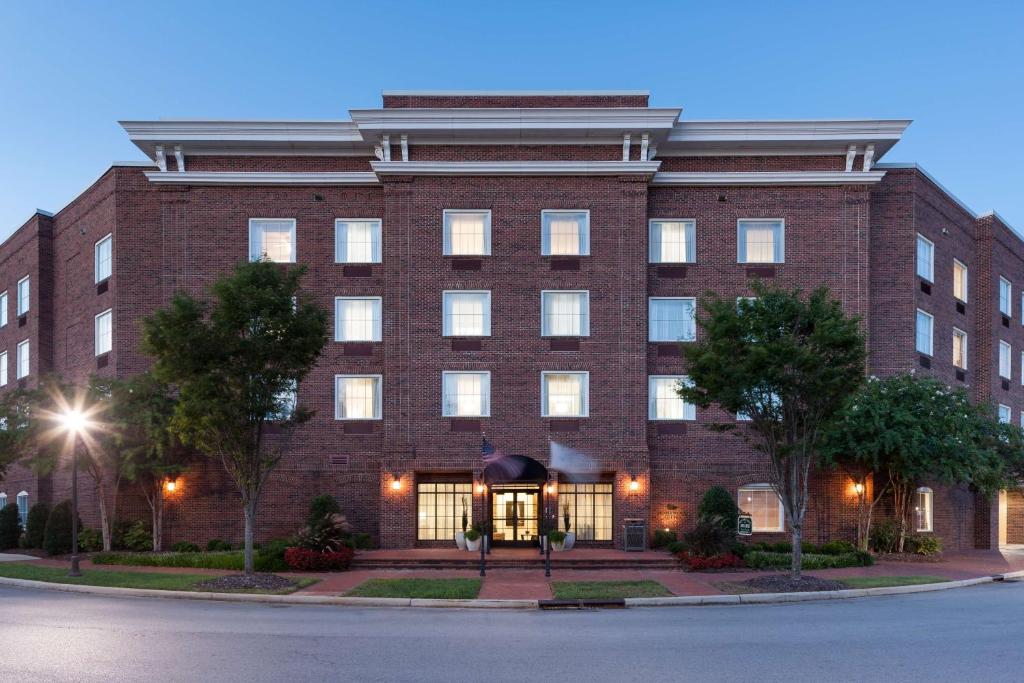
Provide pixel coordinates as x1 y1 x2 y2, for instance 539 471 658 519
1 582 1023 682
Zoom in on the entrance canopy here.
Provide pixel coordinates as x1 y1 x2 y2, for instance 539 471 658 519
483 455 548 484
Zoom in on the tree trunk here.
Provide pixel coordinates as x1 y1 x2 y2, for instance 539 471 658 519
96 478 112 552
243 501 257 575
892 480 912 553
151 485 164 552
790 522 803 579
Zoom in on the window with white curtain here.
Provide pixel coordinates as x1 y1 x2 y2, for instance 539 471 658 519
442 372 490 417
649 220 695 263
335 297 382 342
16 491 28 528
442 291 490 336
953 259 968 301
0 291 7 327
249 219 296 263
1000 277 1012 317
916 234 934 282
95 309 112 356
335 219 382 263
542 372 588 417
648 376 695 420
648 297 696 342
541 291 589 337
16 340 29 379
542 210 589 256
335 375 382 419
1000 341 1012 379
953 328 967 370
17 276 29 316
738 484 784 532
443 210 491 256
915 309 933 356
0 351 6 386
999 404 1011 424
737 220 784 264
914 487 933 532
95 233 113 282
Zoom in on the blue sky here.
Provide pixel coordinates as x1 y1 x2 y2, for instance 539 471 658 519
1 1 1022 240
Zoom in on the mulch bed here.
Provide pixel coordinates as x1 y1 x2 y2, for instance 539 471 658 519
194 573 297 592
874 552 943 563
720 574 848 594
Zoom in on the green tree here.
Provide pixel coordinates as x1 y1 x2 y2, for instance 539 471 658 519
142 260 329 573
679 284 865 578
43 499 75 556
0 387 47 481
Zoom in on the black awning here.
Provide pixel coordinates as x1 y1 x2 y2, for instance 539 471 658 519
483 454 548 484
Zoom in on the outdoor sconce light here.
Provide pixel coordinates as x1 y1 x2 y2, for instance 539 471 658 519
853 482 864 495
476 483 486 494
164 479 177 493
545 484 554 494
390 475 402 491
629 476 640 492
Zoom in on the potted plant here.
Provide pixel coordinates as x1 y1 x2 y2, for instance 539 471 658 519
465 527 481 552
548 529 567 552
563 509 575 550
455 496 468 550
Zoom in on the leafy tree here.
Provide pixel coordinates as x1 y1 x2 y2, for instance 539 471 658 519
43 500 75 556
697 485 740 533
679 284 866 578
0 387 48 480
25 502 50 549
142 260 329 573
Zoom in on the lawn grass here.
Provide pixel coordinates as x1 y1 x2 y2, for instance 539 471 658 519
551 580 672 600
344 578 482 599
0 563 316 594
839 575 950 589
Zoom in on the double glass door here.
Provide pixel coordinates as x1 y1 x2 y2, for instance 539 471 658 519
491 485 540 545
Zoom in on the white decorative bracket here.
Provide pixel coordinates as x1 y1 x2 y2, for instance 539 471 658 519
400 134 409 162
173 145 185 173
640 134 650 162
154 145 167 172
622 134 632 161
845 144 857 172
373 145 385 161
862 144 875 172
382 135 391 162
647 144 657 161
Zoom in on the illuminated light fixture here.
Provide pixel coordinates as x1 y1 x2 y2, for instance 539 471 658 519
853 482 865 495
59 409 90 434
476 483 486 494
664 527 670 533
390 475 402 491
629 476 640 492
545 484 554 494
165 480 177 493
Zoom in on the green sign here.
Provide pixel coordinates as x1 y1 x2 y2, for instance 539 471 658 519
737 515 753 536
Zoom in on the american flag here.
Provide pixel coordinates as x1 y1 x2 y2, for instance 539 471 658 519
481 437 502 464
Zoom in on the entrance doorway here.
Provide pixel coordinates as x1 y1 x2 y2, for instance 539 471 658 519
490 484 541 546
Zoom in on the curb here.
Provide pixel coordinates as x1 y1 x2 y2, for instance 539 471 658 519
0 572 1011 609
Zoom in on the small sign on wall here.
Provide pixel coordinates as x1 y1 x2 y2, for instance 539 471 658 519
737 515 753 536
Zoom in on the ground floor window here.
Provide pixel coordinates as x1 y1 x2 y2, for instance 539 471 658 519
915 487 933 532
417 482 472 541
16 491 28 528
557 482 613 541
738 484 784 532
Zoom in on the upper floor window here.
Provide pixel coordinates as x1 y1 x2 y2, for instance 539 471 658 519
649 220 695 264
737 220 784 264
0 291 7 327
914 487 933 533
1000 341 1012 379
952 328 967 370
542 210 589 256
541 291 589 337
738 484 784 532
335 375 381 420
0 351 7 386
249 218 295 263
335 219 382 264
649 297 696 342
95 233 113 283
442 291 491 337
1000 277 1012 317
915 309 933 356
442 371 491 417
999 404 1011 424
335 297 382 342
648 375 695 421
95 309 113 356
953 259 968 301
16 276 29 316
267 381 297 421
542 371 589 418
16 340 29 379
443 210 491 256
916 234 934 282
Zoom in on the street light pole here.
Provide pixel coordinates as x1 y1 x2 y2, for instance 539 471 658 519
68 431 82 577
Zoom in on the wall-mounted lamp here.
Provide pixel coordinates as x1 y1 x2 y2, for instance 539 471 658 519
164 479 177 493
476 483 486 494
629 476 640 492
545 484 555 494
390 474 402 491
853 482 865 495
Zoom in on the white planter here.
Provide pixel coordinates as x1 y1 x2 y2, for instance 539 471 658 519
563 532 576 550
552 540 565 552
466 536 481 552
455 532 467 550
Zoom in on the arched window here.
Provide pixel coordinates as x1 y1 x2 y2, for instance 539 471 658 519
738 484 784 532
16 491 28 529
915 487 933 532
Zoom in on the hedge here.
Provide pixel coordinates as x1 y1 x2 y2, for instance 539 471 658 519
93 547 289 572
744 550 873 570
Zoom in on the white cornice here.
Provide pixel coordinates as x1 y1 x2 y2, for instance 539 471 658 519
370 161 661 176
650 171 886 186
143 171 380 185
382 89 650 96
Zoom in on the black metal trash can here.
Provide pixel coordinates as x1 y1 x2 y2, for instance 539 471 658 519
623 519 647 552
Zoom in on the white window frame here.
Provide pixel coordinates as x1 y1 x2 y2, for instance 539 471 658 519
442 290 491 337
95 233 113 283
334 297 383 342
648 297 697 342
953 258 968 302
0 291 6 327
334 218 382 264
914 487 934 533
541 290 590 337
0 492 5 511
16 276 29 316
443 209 492 256
999 404 1012 424
737 219 784 264
16 491 28 529
95 308 113 356
1000 277 1012 317
541 371 589 418
248 218 296 263
334 374 382 420
16 340 29 379
441 371 491 417
648 219 696 264
541 210 590 256
647 375 696 421
0 351 6 386
916 234 934 282
952 327 968 370
737 484 785 532
915 309 933 356
1000 341 1012 379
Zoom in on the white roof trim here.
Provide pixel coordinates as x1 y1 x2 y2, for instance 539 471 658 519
650 171 886 186
370 160 661 177
382 89 650 96
144 171 380 185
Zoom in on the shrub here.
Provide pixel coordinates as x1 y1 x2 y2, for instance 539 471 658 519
283 547 354 571
77 527 103 552
172 541 201 553
25 502 50 549
297 513 352 553
94 550 245 570
820 540 856 556
307 494 341 527
349 532 373 550
677 551 745 571
801 542 819 555
548 530 566 544
205 538 232 552
666 540 686 554
698 486 740 532
464 528 481 542
682 517 734 557
256 538 293 572
743 550 873 570
869 519 900 553
906 534 943 556
652 528 677 549
0 504 21 551
120 521 153 552
43 500 75 556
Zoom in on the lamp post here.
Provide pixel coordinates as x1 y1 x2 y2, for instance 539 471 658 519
58 409 90 578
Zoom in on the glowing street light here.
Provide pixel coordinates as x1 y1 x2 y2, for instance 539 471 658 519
57 407 94 578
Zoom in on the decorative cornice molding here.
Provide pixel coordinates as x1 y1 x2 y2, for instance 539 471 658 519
370 160 661 177
143 171 380 185
650 171 887 186
349 107 682 136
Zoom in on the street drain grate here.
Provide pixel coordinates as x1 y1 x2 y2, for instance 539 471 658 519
538 599 626 610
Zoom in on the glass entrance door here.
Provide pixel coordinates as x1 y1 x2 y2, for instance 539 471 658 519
490 485 540 545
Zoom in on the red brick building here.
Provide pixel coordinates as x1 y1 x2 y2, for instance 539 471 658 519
1 90 1021 551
